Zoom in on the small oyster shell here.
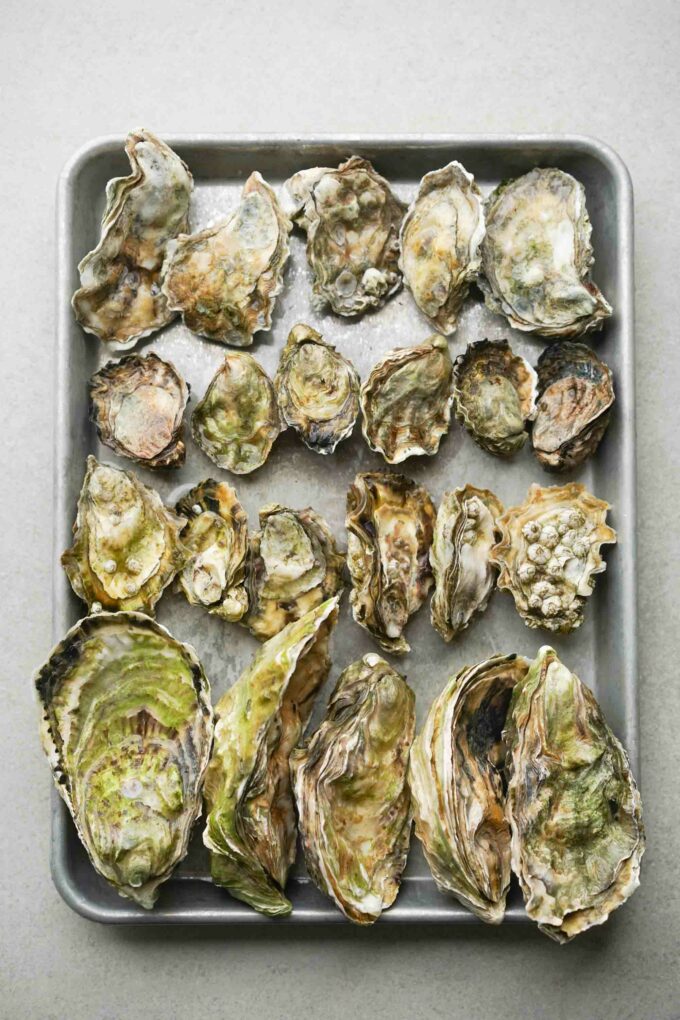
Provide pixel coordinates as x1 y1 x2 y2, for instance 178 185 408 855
346 471 435 655
490 482 616 633
430 485 504 641
274 323 359 454
505 646 644 942
175 480 249 621
291 653 415 925
399 161 485 334
191 352 281 474
360 335 454 463
480 168 612 338
410 653 530 923
283 156 405 316
72 129 193 346
62 456 187 615
161 172 291 346
532 341 615 471
453 339 538 457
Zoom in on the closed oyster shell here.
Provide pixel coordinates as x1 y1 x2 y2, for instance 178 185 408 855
72 129 193 346
360 335 454 464
346 471 435 655
291 653 415 925
505 646 644 942
35 612 213 908
480 168 612 338
490 482 616 633
161 172 291 346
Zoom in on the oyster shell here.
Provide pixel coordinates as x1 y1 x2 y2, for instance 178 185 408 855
203 597 339 916
430 485 504 641
532 341 615 471
175 480 249 621
283 156 405 316
453 339 538 457
505 646 644 942
360 335 454 464
191 352 281 474
490 482 616 633
35 612 213 908
244 504 345 641
346 471 435 655
409 653 530 923
72 129 193 346
480 168 612 338
161 172 291 346
62 456 187 615
274 323 359 454
291 653 415 925
89 353 189 469
399 161 485 334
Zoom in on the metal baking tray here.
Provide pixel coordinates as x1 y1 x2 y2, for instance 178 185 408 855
53 134 636 924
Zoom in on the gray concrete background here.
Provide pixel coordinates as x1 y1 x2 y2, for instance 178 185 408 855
1 1 678 1017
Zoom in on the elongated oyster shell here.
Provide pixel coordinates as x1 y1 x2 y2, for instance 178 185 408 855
244 504 345 641
175 480 249 621
430 485 504 641
72 129 193 346
291 653 415 925
410 653 530 923
505 647 644 942
453 339 537 457
90 353 189 469
346 472 435 655
283 156 405 316
161 172 291 346
192 352 281 474
35 612 213 908
532 341 615 471
203 597 339 916
274 323 359 454
490 482 616 633
62 456 187 615
399 162 485 334
480 168 612 338
360 335 454 463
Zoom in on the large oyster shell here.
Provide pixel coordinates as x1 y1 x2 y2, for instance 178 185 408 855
291 653 415 925
72 129 193 346
161 172 291 346
480 168 612 338
35 612 213 908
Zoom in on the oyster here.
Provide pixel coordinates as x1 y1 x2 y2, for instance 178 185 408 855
191 352 281 474
480 168 612 338
244 504 345 641
291 653 415 925
283 156 405 316
399 161 485 334
532 341 615 471
430 485 504 641
175 480 249 621
90 353 189 469
346 472 435 655
203 597 339 916
505 646 644 942
410 653 530 923
161 172 291 346
360 335 454 463
62 456 187 615
35 612 213 908
453 339 537 457
490 482 616 633
274 323 359 454
72 129 193 346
